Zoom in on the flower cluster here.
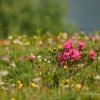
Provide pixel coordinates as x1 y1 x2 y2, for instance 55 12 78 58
88 49 96 60
17 80 23 90
57 40 96 66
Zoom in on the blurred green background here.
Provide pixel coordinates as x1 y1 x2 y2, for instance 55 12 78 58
0 0 76 38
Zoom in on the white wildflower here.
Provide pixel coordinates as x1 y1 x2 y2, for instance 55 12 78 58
0 70 8 76
47 60 51 63
0 81 4 85
11 62 16 68
38 59 42 62
94 75 100 80
44 58 47 62
37 55 42 59
98 57 100 60
48 38 52 44
8 36 13 40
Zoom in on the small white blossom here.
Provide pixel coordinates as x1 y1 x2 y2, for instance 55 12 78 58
47 60 51 63
44 58 47 62
38 59 42 62
18 36 22 39
48 38 52 44
11 62 16 68
33 35 37 39
0 70 8 76
98 57 100 60
37 55 42 59
0 81 4 85
94 75 100 80
38 41 43 45
8 36 13 40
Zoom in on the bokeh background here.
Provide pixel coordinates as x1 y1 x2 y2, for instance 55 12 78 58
68 0 100 33
0 0 100 38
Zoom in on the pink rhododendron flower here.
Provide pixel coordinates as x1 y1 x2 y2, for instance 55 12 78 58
60 61 65 65
68 49 74 56
77 42 85 50
63 52 70 60
63 40 73 51
1 55 10 63
28 55 36 62
19 57 24 62
88 36 93 40
71 49 81 62
57 53 63 61
88 49 96 60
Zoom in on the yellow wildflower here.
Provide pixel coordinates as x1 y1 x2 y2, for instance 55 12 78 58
11 97 15 100
30 82 37 88
17 80 23 90
63 65 67 70
75 84 81 92
36 73 39 76
78 36 81 39
71 84 74 87
59 80 64 88
59 32 63 36
58 45 62 49
18 83 23 90
61 80 64 84
25 41 30 46
17 80 21 84
59 83 64 88
66 79 70 84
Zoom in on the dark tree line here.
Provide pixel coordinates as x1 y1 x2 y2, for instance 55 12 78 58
0 0 76 38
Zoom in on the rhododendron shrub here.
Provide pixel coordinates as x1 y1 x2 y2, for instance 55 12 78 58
50 40 96 79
